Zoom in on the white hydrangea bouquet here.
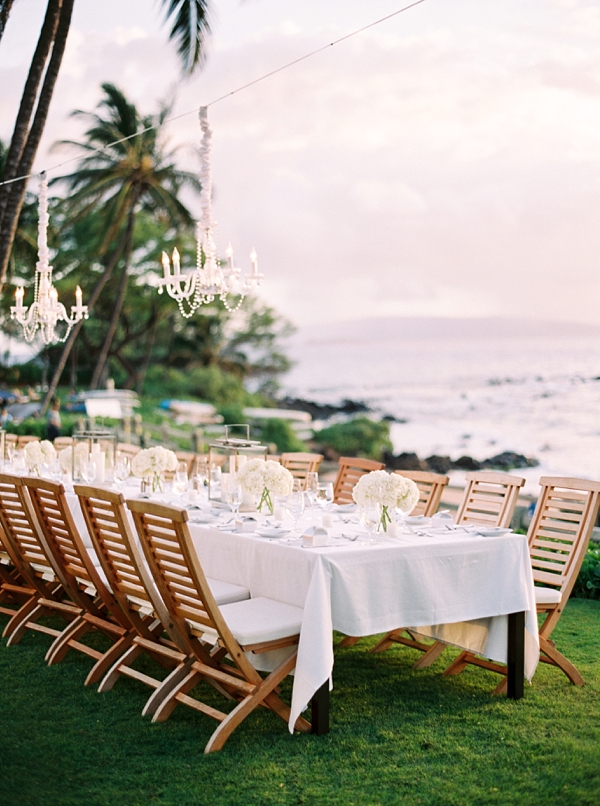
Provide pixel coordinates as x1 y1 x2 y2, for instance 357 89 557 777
24 440 56 475
237 458 294 514
59 443 89 476
131 446 178 492
352 470 419 532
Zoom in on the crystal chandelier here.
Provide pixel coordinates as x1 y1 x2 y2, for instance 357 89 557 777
10 172 88 344
157 107 263 317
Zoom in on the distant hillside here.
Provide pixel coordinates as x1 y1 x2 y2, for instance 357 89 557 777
295 317 600 345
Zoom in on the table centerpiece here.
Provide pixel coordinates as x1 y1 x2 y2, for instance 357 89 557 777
237 458 294 514
131 446 178 493
352 470 419 532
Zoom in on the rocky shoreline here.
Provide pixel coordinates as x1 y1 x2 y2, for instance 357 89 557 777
277 394 539 473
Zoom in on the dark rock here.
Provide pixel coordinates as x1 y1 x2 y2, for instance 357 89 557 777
384 451 427 471
277 396 370 420
481 451 539 470
453 455 482 471
381 414 408 423
425 455 453 474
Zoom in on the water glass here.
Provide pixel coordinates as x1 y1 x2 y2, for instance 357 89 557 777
286 490 305 529
360 504 381 544
172 461 189 498
226 480 243 517
80 457 97 484
305 472 318 507
114 454 130 487
315 482 334 510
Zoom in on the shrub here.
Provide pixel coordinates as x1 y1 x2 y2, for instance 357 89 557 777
573 543 600 600
315 417 393 461
258 419 307 454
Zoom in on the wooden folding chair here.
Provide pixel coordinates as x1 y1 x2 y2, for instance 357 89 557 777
53 437 74 450
127 498 310 752
280 452 324 490
455 471 526 528
175 451 198 475
4 433 17 458
23 476 149 684
75 484 250 700
0 523 38 621
369 471 525 663
0 473 82 647
394 470 449 517
333 456 385 504
116 442 141 460
443 476 600 692
16 435 40 450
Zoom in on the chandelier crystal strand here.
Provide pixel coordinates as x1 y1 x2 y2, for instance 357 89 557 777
157 107 263 315
10 172 88 344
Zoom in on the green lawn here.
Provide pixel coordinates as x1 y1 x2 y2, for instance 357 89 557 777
1 600 599 806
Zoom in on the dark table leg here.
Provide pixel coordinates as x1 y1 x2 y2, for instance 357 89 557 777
311 681 330 735
507 610 525 700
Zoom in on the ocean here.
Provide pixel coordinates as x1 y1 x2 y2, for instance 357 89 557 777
282 317 600 494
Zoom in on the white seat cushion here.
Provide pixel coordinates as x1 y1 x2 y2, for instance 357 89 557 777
207 577 250 606
535 586 562 605
216 597 303 646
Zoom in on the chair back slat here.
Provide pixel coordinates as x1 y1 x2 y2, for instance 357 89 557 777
127 498 256 678
527 477 600 597
456 471 525 528
24 477 119 620
74 485 161 630
0 474 56 589
280 453 324 490
393 470 449 517
333 457 385 504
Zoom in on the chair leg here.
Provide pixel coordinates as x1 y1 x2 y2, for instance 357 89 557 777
442 650 472 676
98 643 146 692
45 616 91 665
370 631 400 653
337 635 361 648
413 640 447 669
151 667 204 723
539 637 584 686
85 632 136 686
142 657 196 718
2 595 39 641
204 651 301 754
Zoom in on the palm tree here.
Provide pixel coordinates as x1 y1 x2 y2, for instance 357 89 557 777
0 0 210 292
42 82 200 404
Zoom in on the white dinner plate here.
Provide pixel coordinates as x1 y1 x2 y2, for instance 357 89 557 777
255 527 290 539
334 503 357 513
476 527 513 538
188 513 217 524
406 516 431 526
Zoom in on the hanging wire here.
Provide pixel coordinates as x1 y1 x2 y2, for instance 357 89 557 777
0 0 427 189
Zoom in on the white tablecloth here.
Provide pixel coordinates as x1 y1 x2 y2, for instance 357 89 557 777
188 526 539 732
66 490 538 733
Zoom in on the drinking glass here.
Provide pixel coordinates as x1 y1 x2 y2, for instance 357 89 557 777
114 455 130 488
305 472 318 507
49 458 63 483
315 482 334 510
80 457 97 484
360 504 381 544
172 461 189 498
286 489 305 530
226 480 243 518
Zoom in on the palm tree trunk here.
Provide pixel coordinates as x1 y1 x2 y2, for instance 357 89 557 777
0 0 16 44
40 222 132 414
0 0 74 291
89 206 137 390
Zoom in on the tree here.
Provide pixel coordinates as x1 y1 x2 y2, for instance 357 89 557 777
0 0 211 291
41 82 200 404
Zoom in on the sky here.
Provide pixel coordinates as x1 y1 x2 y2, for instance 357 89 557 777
1 0 600 327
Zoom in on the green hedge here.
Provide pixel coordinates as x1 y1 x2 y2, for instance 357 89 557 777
315 416 393 461
573 543 600 600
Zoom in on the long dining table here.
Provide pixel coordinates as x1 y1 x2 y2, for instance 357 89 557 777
67 490 539 735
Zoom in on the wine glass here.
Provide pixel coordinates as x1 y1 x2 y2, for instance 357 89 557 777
315 482 333 510
305 472 318 508
286 489 305 530
226 479 243 518
80 456 97 484
172 461 189 499
114 454 130 488
360 504 381 544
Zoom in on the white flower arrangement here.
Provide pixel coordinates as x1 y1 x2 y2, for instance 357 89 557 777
24 440 56 474
131 446 178 492
237 458 294 513
59 443 89 475
352 470 419 531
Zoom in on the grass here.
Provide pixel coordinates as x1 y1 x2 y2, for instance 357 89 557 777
1 600 599 806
